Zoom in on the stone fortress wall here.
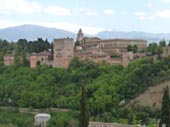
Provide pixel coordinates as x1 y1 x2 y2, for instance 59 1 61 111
3 29 148 68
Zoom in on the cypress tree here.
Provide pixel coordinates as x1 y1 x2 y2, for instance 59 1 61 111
79 84 89 127
160 86 170 127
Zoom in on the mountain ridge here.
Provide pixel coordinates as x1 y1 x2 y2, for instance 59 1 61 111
0 24 77 42
96 30 170 43
0 24 170 42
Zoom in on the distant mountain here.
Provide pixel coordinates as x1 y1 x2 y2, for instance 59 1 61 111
1 25 170 43
0 24 76 42
96 31 170 43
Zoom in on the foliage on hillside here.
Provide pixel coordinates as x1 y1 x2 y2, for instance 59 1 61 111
0 56 170 125
0 108 34 127
0 108 79 127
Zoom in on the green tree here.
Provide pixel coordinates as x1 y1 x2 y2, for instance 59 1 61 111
127 45 132 51
147 43 158 55
127 44 138 53
132 44 138 53
159 40 166 47
168 41 170 46
75 40 80 46
79 84 89 127
160 86 170 127
157 46 163 59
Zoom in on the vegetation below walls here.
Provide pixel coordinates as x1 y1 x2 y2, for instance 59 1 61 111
0 56 170 125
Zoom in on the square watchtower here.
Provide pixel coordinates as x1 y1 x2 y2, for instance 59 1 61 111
53 38 74 68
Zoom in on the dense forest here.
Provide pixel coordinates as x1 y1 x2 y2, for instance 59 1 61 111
0 38 170 126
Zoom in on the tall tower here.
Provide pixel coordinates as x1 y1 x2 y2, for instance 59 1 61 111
53 38 74 68
77 28 84 45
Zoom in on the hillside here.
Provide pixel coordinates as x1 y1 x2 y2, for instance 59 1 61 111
0 24 76 41
128 80 170 109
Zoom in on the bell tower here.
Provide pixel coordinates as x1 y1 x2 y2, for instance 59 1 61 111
77 28 84 45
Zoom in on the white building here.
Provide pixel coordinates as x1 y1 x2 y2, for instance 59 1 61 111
35 113 51 127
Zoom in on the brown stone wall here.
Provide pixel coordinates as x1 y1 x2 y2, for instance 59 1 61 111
108 58 123 65
162 46 170 57
29 52 53 68
29 55 38 68
122 52 134 67
84 38 147 56
53 38 74 68
4 55 15 66
76 51 134 67
89 122 140 127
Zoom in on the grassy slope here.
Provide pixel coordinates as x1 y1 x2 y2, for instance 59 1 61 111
128 80 170 109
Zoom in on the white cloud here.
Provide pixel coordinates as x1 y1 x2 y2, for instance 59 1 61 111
135 11 155 20
0 19 21 28
139 16 155 20
147 1 153 8
0 0 71 16
156 9 170 18
162 0 170 3
44 6 71 16
103 9 115 15
135 9 170 20
39 22 105 35
79 7 97 15
0 0 42 14
121 11 126 15
135 12 145 16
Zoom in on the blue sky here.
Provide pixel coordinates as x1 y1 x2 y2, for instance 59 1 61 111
0 0 170 34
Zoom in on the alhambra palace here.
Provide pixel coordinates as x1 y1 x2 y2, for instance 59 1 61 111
4 29 157 68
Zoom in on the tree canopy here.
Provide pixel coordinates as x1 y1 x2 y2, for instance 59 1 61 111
160 86 170 127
